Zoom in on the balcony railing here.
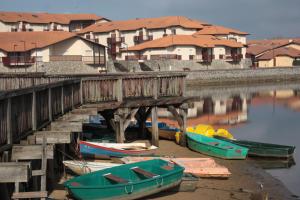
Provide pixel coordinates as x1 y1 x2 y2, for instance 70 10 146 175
125 55 148 61
133 35 153 44
202 54 214 62
223 54 243 62
107 37 125 44
189 55 203 61
82 56 105 65
49 55 105 65
2 56 35 66
150 54 182 60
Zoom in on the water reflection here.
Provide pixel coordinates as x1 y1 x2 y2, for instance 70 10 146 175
158 86 300 196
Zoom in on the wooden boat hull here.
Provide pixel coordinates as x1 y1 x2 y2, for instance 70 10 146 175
80 141 157 158
63 161 121 175
214 136 295 158
187 132 248 159
64 159 184 200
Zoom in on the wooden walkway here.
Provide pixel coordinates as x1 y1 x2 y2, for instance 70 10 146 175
0 72 189 199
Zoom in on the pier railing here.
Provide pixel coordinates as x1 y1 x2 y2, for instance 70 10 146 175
0 72 186 151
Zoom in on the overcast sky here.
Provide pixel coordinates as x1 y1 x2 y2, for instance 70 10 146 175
1 0 299 39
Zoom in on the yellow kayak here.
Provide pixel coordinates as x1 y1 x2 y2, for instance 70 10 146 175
176 124 234 144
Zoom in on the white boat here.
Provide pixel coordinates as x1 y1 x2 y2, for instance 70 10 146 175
63 160 121 175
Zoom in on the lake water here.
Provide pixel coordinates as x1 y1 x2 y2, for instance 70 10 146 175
181 83 300 196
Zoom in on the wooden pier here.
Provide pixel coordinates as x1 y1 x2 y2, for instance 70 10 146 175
0 72 188 199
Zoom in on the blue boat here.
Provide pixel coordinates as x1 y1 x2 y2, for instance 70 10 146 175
146 122 180 140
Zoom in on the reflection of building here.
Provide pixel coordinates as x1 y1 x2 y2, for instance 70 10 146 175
157 95 248 128
252 90 300 111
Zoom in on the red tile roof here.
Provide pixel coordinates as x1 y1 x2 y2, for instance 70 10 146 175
0 11 106 25
126 35 243 51
257 47 300 60
247 38 300 56
193 25 248 36
0 31 79 52
79 16 204 33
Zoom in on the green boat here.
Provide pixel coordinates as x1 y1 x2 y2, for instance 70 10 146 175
64 159 184 200
214 136 296 158
186 132 248 159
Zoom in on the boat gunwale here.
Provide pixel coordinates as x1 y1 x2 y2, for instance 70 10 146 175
187 133 248 151
65 160 184 190
80 140 157 154
65 171 183 189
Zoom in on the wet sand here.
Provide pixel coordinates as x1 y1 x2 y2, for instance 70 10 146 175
50 140 296 200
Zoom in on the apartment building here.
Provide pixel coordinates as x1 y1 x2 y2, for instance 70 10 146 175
79 16 207 59
247 38 300 67
121 35 245 62
0 31 106 68
193 25 248 44
79 16 248 63
0 11 109 32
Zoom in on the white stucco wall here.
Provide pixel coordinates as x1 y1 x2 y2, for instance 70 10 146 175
29 23 49 31
50 37 101 57
34 47 50 62
213 46 226 59
0 50 7 60
0 21 17 32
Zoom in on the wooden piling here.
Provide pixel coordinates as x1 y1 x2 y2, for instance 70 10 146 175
151 106 159 147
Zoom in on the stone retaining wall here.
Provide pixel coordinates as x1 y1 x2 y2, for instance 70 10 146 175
186 67 300 85
0 61 102 74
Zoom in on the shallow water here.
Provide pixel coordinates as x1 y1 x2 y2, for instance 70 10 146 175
181 83 300 196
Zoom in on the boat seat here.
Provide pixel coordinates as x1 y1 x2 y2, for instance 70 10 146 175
131 167 159 178
208 142 219 146
223 146 234 149
104 173 129 184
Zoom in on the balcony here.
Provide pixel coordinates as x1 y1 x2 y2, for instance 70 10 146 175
125 55 147 61
224 54 243 62
82 56 105 65
2 56 35 66
107 37 125 44
189 55 203 61
150 54 182 60
133 35 153 44
202 54 214 63
49 55 105 65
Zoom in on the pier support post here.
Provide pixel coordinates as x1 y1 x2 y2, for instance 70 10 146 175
151 106 159 147
48 88 52 122
114 109 125 143
61 86 64 115
179 103 188 147
168 104 188 147
32 90 37 131
6 98 12 145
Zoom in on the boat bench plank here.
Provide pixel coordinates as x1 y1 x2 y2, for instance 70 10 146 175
12 191 47 199
104 173 128 183
131 167 158 178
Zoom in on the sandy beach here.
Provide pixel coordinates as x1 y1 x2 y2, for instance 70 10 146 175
50 140 296 200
